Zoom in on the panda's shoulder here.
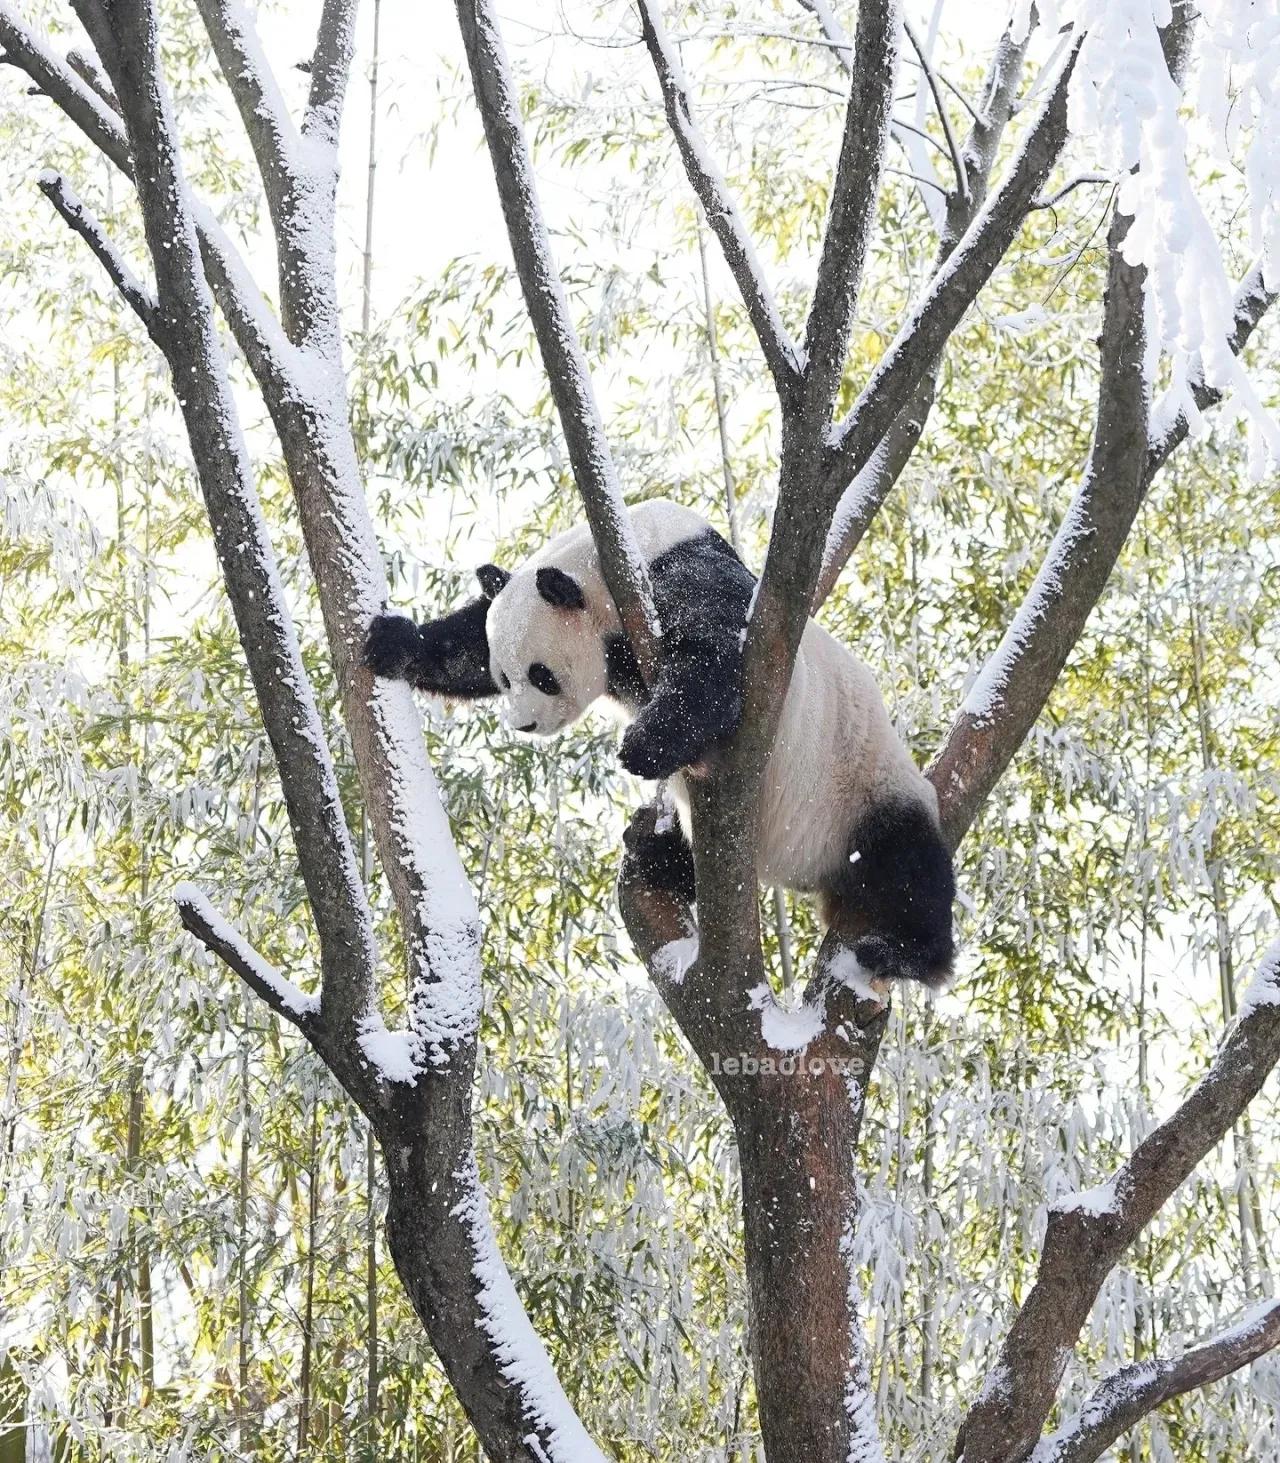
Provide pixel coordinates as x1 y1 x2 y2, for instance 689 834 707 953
628 498 712 560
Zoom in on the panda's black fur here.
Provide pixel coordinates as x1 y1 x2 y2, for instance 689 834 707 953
365 500 955 987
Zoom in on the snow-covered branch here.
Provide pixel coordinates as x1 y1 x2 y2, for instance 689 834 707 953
81 0 378 1051
929 251 1275 850
0 2 294 392
956 938 1280 1462
304 0 359 148
635 0 804 402
454 0 660 676
174 884 320 1032
193 0 302 230
813 15 1034 607
1032 1300 1280 1463
36 169 158 336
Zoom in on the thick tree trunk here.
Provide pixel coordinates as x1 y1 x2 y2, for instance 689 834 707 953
730 1024 885 1459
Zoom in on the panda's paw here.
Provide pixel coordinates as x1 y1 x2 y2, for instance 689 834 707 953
620 807 696 903
620 702 708 781
363 613 422 680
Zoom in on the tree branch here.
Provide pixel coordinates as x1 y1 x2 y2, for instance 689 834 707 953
0 3 295 390
902 14 967 202
65 46 118 113
73 0 379 1056
174 883 319 1033
823 33 1081 498
193 0 302 235
955 939 1280 1462
799 0 900 426
635 0 804 402
36 169 158 337
304 0 359 147
1032 1300 1280 1463
811 16 1034 605
454 0 660 676
929 254 1276 849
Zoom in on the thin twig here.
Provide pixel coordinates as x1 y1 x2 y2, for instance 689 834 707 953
902 16 968 200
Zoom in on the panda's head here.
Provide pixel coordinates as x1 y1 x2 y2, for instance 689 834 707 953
476 560 610 738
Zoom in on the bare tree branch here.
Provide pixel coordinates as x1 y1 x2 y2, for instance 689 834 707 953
454 0 660 676
798 0 900 427
823 34 1080 498
174 884 319 1034
37 169 158 336
1033 1299 1280 1463
635 0 804 402
809 16 1036 606
902 15 967 201
955 940 1280 1462
930 255 1276 849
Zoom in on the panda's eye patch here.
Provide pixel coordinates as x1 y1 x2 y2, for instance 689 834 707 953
528 662 561 696
499 671 511 690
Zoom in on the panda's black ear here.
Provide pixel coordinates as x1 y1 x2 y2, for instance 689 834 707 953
476 563 511 600
536 566 586 610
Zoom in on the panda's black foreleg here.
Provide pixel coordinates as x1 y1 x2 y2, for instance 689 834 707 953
618 527 755 781
619 638 743 780
826 797 956 988
620 806 697 904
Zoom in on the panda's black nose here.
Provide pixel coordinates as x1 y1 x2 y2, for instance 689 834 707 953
517 721 537 733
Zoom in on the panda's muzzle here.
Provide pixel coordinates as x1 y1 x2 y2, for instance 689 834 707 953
516 721 538 734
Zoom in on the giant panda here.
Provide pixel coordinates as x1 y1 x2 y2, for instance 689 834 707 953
364 498 955 986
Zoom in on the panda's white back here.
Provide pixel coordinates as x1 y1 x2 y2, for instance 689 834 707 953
669 618 934 891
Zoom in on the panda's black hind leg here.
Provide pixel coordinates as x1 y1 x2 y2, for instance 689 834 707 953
620 806 697 905
827 797 956 988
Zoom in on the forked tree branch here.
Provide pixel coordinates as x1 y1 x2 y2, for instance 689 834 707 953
1032 1299 1280 1463
635 0 804 402
955 941 1280 1462
36 169 158 336
454 0 660 677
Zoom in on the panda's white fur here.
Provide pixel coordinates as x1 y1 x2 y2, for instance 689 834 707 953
486 500 938 899
365 497 955 984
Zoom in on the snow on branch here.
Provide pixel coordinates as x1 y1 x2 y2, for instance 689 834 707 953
955 936 1280 1462
454 0 660 675
174 883 319 1029
303 0 359 148
635 0 804 401
65 46 118 113
36 169 158 336
193 0 303 214
86 0 378 1049
0 3 294 399
1032 1300 1280 1463
930 251 1275 849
